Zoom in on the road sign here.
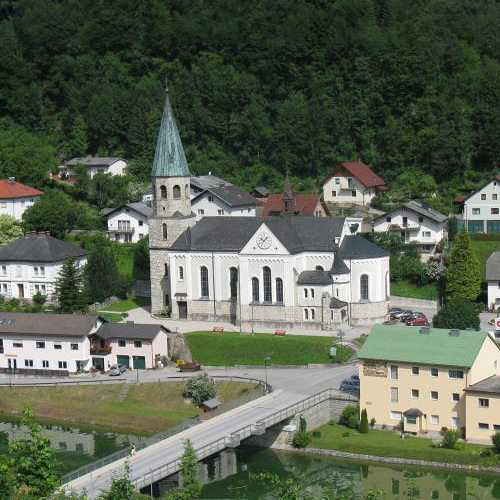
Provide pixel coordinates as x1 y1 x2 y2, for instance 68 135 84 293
329 346 337 358
495 317 500 331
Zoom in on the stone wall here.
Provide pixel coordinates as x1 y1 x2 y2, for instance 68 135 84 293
390 295 439 310
350 300 389 326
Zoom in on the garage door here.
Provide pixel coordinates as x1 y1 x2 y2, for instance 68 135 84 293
133 356 146 370
116 355 130 368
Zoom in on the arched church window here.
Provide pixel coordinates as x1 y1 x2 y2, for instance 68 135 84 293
276 278 283 303
160 185 167 199
200 266 209 298
252 277 259 302
185 184 189 197
173 185 181 199
230 267 238 299
315 265 324 271
164 264 168 276
360 274 369 301
310 308 315 320
162 223 168 239
263 267 272 302
304 309 309 320
179 266 184 280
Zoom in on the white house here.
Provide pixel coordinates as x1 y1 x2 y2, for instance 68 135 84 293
373 200 447 254
461 176 500 234
102 202 152 243
191 185 257 221
322 162 387 206
0 179 43 220
0 232 88 300
61 156 127 179
486 252 500 311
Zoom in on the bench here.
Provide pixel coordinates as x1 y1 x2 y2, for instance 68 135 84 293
212 326 224 332
274 329 286 336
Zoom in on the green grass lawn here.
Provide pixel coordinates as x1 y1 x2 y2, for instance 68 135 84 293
184 332 353 366
310 423 498 467
390 279 439 300
98 312 126 323
101 296 151 312
471 240 500 280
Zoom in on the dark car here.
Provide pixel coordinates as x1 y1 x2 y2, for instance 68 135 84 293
406 316 429 326
350 374 360 381
389 307 405 319
340 379 360 393
399 310 414 322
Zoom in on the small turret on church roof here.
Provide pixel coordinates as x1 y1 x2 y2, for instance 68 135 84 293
330 248 349 275
151 79 190 178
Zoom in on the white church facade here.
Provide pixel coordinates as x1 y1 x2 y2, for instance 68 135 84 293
149 85 390 330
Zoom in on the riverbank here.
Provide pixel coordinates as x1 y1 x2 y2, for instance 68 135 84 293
0 380 259 435
307 423 499 468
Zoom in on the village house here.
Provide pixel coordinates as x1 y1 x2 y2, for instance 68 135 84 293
60 156 127 180
486 252 500 311
0 178 43 220
322 162 387 206
372 200 447 255
101 202 152 243
358 324 500 443
0 232 87 300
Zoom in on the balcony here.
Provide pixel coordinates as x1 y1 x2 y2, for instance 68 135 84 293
90 345 111 355
107 226 135 234
388 223 420 231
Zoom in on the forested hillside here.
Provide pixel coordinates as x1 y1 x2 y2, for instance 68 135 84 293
1 0 499 194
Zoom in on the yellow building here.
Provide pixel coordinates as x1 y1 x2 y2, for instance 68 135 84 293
358 324 500 443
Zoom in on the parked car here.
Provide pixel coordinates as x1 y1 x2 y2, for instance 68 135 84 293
340 378 360 393
399 310 414 322
407 312 425 319
350 374 360 381
406 316 429 326
109 365 122 376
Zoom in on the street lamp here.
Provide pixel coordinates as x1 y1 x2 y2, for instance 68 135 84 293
264 356 271 393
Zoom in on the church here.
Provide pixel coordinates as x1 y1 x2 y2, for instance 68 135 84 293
149 87 390 330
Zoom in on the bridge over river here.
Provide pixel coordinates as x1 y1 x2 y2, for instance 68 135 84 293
62 365 356 498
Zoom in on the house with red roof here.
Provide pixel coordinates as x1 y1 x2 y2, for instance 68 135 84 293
322 162 387 206
0 178 43 220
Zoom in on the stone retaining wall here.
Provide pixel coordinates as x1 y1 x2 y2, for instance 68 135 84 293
390 295 439 309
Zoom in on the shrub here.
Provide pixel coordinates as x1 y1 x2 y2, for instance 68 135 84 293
359 409 369 434
433 298 480 330
441 429 461 450
292 430 311 448
370 418 376 428
182 374 217 405
492 432 500 454
339 405 359 428
312 430 321 438
347 414 360 430
342 431 350 437
299 414 307 432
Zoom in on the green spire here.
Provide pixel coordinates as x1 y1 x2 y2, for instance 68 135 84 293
151 79 190 178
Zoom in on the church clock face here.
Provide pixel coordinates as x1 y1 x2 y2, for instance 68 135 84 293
256 232 272 249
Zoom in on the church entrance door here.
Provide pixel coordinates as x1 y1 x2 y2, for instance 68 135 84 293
178 301 187 319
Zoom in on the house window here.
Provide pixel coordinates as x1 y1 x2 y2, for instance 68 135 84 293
252 277 259 302
452 417 460 429
16 265 22 277
178 266 184 281
173 185 181 199
351 190 356 197
481 194 486 200
360 274 369 301
472 208 480 214
40 266 45 276
200 266 209 298
160 185 167 198
406 416 417 425
390 365 398 380
229 267 238 299
71 343 78 350
494 424 500 431
118 340 126 347
276 278 283 303
449 370 464 379
1 284 7 294
479 398 489 408
25 359 34 367
310 288 315 298
217 209 224 215
418 216 424 222
412 366 419 376
390 411 402 421
197 209 204 215
34 266 39 276
304 309 309 320
162 223 168 239
386 216 391 223
42 360 49 368
36 341 45 349
13 342 23 348
431 415 440 425
494 194 498 201
411 389 419 399
58 361 67 369
492 208 500 215
422 231 431 237
430 367 438 377
208 195 214 202
478 423 489 430
391 387 398 403
54 343 62 350
263 267 272 302
331 191 336 197
139 220 143 226
431 391 439 400
0 266 6 276
310 308 315 320
452 393 460 402
134 341 142 348
304 288 308 298
335 178 340 185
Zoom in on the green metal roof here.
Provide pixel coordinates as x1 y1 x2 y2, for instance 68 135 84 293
358 324 488 368
151 87 190 178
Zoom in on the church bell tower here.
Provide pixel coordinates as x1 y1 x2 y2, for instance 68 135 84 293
149 79 195 313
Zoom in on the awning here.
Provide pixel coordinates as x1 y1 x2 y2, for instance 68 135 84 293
330 297 348 309
403 408 424 417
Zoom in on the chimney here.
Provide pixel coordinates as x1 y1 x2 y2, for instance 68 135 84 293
7 177 15 184
449 329 460 337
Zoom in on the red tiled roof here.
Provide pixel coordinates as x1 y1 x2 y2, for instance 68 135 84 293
323 162 386 188
0 180 43 199
261 193 324 216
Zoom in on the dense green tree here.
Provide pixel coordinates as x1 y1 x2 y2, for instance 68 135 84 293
164 440 201 500
55 256 88 313
359 409 369 434
432 298 480 330
86 235 119 302
446 232 481 301
0 215 24 247
133 236 150 279
0 455 13 500
182 374 217 405
63 115 89 159
448 216 458 243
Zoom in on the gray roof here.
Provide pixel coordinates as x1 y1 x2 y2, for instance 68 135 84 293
65 156 124 166
200 397 221 409
486 252 500 281
465 375 500 395
330 297 348 309
151 87 190 178
95 323 167 341
330 249 350 274
191 175 232 191
192 185 257 208
376 200 447 223
0 313 98 337
252 186 270 197
297 270 333 285
0 233 87 263
102 202 153 219
340 235 389 260
170 216 345 254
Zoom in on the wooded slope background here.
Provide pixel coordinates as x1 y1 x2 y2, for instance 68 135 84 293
1 0 499 193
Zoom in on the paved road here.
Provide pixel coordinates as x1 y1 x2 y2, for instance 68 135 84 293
62 363 356 498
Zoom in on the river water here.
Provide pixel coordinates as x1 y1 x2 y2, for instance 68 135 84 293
0 418 498 499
